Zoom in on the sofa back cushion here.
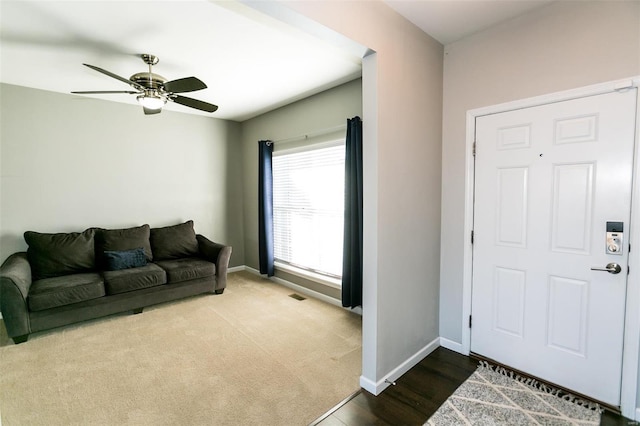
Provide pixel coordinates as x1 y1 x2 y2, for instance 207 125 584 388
150 220 199 260
24 228 96 280
95 225 153 266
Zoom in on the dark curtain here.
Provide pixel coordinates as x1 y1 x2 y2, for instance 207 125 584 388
342 116 363 308
258 140 274 277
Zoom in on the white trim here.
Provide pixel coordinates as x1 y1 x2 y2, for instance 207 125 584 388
358 376 377 395
440 337 464 354
622 77 640 420
274 261 341 289
461 76 640 418
271 275 343 308
360 337 440 395
360 52 378 396
461 108 476 357
227 265 245 273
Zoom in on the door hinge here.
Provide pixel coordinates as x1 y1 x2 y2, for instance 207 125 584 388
471 230 474 244
469 315 472 328
472 142 477 157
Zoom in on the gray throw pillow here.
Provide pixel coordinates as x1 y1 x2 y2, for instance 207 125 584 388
24 228 96 280
150 220 199 260
96 224 153 263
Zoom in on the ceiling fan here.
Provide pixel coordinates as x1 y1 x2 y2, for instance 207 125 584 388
71 54 218 115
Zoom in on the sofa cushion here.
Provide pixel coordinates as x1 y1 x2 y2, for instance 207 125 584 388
28 272 105 311
154 258 215 284
24 229 96 280
103 263 166 295
96 225 153 264
104 248 147 271
150 221 199 261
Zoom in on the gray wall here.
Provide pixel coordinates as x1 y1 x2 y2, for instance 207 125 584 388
241 78 362 300
282 1 444 386
0 84 245 266
438 0 640 411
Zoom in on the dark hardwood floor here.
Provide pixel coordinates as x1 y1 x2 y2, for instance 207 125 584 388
312 347 635 426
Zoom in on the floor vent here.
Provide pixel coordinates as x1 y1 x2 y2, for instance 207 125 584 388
289 293 306 301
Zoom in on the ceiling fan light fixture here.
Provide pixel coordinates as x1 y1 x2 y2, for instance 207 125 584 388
136 94 166 110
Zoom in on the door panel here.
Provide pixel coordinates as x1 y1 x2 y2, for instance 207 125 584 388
471 89 637 406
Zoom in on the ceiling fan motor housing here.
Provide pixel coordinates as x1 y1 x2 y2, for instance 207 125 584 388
129 72 167 90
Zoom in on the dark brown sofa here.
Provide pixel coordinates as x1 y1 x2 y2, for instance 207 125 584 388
0 221 232 344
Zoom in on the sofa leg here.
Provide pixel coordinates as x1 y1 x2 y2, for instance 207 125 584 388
214 289 225 295
133 307 144 314
12 334 28 344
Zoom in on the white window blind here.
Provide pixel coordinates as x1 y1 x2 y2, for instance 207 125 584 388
272 143 344 278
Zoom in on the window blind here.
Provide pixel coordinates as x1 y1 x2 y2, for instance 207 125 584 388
272 144 345 278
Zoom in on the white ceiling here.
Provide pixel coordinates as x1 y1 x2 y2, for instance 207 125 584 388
0 0 363 121
0 1 553 121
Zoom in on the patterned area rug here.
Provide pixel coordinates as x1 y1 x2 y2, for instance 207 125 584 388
426 363 602 425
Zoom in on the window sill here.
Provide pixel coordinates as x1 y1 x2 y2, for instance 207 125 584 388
274 261 342 289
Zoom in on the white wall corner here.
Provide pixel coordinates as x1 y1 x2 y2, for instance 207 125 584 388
359 375 378 395
360 337 441 396
439 337 464 354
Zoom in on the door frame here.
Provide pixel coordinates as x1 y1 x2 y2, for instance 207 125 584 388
460 76 640 419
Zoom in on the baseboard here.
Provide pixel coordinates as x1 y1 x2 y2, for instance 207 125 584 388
439 337 464 354
360 336 441 396
227 265 245 273
359 375 377 394
271 275 343 308
237 266 361 313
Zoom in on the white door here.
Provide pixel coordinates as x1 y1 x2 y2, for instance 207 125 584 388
471 89 637 406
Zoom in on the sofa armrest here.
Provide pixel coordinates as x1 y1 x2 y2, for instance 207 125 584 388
0 252 33 339
196 235 232 291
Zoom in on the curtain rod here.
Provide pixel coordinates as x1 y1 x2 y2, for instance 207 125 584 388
265 123 347 146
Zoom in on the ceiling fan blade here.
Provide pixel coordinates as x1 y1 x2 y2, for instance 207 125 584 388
163 77 207 93
171 95 218 113
71 90 140 94
143 107 162 115
82 63 144 90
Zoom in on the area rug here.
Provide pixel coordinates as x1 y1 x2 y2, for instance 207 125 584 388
0 271 362 425
426 362 601 425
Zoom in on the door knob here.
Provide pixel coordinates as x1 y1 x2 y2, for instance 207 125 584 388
590 263 622 274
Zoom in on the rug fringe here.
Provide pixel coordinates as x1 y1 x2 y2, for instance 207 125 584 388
477 360 603 413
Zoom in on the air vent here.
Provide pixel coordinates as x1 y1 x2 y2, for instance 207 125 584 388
289 293 306 301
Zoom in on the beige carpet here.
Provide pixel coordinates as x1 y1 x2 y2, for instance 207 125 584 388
0 271 362 425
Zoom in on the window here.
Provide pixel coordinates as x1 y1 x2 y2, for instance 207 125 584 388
272 143 344 279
